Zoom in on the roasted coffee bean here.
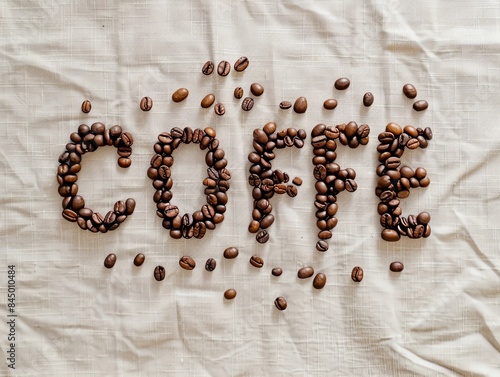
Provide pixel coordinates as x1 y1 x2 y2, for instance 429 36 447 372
286 185 298 197
250 83 264 96
133 253 145 266
125 198 136 215
293 97 308 113
345 179 357 192
234 87 244 99
214 103 225 116
223 247 239 259
205 258 216 271
140 97 153 111
413 224 425 238
202 61 214 75
255 229 269 243
351 266 363 282
279 101 292 110
323 99 338 110
403 84 417 99
292 177 302 186
217 60 231 76
413 100 428 111
103 211 116 226
201 94 215 108
424 127 433 140
406 138 420 149
334 77 350 90
249 255 264 268
298 266 314 279
274 297 287 311
81 100 91 113
154 265 166 281
179 256 196 270
316 240 329 252
104 253 117 269
62 209 78 222
417 211 431 225
272 267 283 277
313 273 327 289
363 92 374 107
390 261 404 272
224 288 237 300
242 97 254 111
234 56 249 71
381 229 400 242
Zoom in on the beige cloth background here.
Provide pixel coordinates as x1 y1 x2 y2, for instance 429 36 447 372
1 0 499 376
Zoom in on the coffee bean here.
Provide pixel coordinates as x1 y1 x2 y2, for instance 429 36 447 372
104 253 117 269
234 87 244 99
402 83 417 99
424 127 433 140
334 77 350 90
274 296 287 311
133 253 145 266
223 247 239 259
298 266 314 279
417 211 431 225
140 97 153 111
276 101 291 110
81 100 91 113
62 209 78 222
413 100 428 111
286 185 298 197
363 92 374 107
293 97 308 113
234 56 249 71
217 60 231 76
381 229 400 242
316 240 329 252
241 97 254 111
272 267 283 277
249 255 264 268
313 273 327 289
292 177 302 186
224 288 237 300
250 83 264 96
323 99 338 110
125 198 136 215
172 88 189 103
390 261 404 272
406 138 420 149
260 214 275 228
154 265 166 281
202 61 214 75
351 266 363 282
179 256 196 270
214 103 225 116
205 258 216 271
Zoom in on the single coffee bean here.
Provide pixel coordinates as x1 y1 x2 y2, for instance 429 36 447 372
125 198 136 215
133 253 145 266
406 138 420 149
217 60 231 76
390 261 404 272
363 92 374 107
286 185 298 197
223 247 239 259
413 100 428 111
293 97 308 113
297 266 314 279
104 253 117 269
381 229 400 242
274 296 287 311
179 256 196 270
351 266 364 282
313 273 327 289
140 96 153 111
62 209 78 222
417 211 431 225
249 255 264 268
172 88 189 103
202 61 214 75
234 56 249 72
205 258 216 271
402 83 417 99
316 240 329 252
272 267 283 277
214 103 225 116
154 265 166 281
234 87 244 99
250 83 264 96
241 97 254 111
334 77 350 90
81 100 91 113
424 127 433 140
323 98 338 110
224 288 237 300
292 177 302 186
279 101 292 110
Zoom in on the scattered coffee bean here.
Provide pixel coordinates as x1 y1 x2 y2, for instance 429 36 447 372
390 261 404 272
234 56 249 72
293 97 308 113
140 97 153 111
179 256 196 270
292 177 302 186
274 296 287 311
81 100 91 113
154 265 165 281
402 84 417 99
172 88 189 103
224 288 237 300
279 101 292 110
223 247 239 259
334 77 350 90
297 266 314 279
202 61 214 75
249 255 264 268
201 94 215 108
234 87 244 99
104 253 117 269
351 266 363 282
133 253 145 267
256 230 269 243
214 103 225 116
217 60 231 76
272 267 283 277
313 273 327 289
118 157 132 168
250 83 264 96
363 92 374 107
241 97 254 111
413 100 428 111
323 99 338 110
417 212 431 225
205 258 216 271
316 240 329 252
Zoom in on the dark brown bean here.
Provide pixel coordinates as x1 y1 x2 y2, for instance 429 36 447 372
223 247 239 259
323 99 338 110
293 97 308 113
334 77 350 90
313 273 327 289
292 177 302 186
274 297 287 311
279 101 292 110
234 87 244 99
234 56 249 72
402 84 417 99
351 266 363 282
224 288 237 300
81 100 91 113
217 60 231 76
172 88 189 103
297 266 314 279
316 240 329 252
205 258 216 271
179 256 196 270
413 100 428 111
381 229 400 242
104 253 117 269
363 92 374 107
250 83 264 96
140 97 153 111
133 253 145 266
242 97 254 111
154 265 166 281
202 61 214 75
249 255 264 268
214 103 225 116
272 267 283 277
390 261 404 272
